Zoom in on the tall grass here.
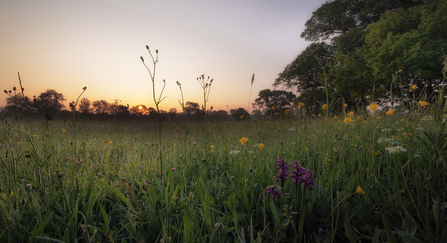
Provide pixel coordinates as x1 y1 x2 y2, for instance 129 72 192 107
0 55 446 243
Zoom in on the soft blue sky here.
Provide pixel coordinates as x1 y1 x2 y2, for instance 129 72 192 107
1 0 326 112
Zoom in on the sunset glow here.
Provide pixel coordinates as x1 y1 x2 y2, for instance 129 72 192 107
1 0 326 112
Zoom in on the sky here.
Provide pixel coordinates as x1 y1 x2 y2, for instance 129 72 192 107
0 0 327 112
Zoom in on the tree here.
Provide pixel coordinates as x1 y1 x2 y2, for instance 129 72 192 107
253 89 296 117
35 89 66 116
274 42 334 108
184 102 200 116
208 110 230 121
362 0 447 99
78 98 92 114
92 100 110 114
230 108 249 121
279 0 422 110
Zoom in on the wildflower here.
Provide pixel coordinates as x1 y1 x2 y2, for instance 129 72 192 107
356 186 366 194
211 149 214 153
143 180 150 184
344 117 352 124
411 84 417 90
172 167 175 171
62 129 66 133
214 223 222 229
210 145 214 149
288 127 296 131
192 142 197 146
385 146 407 153
229 150 240 155
298 102 305 108
419 101 429 107
9 191 14 198
284 109 290 115
258 143 265 150
240 115 244 119
347 111 354 117
386 108 394 115
140 166 144 169
109 141 112 144
290 161 315 191
266 185 281 199
322 104 327 110
26 184 32 190
239 137 248 144
343 104 348 108
369 104 378 111
274 158 289 188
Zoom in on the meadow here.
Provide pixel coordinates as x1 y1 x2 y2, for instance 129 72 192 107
1 98 446 242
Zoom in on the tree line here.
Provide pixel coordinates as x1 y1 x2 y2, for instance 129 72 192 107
2 86 301 121
274 0 446 112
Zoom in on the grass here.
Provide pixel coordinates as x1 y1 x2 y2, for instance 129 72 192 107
0 103 446 242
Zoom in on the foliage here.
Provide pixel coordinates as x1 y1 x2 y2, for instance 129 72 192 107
253 89 296 117
282 0 430 106
229 107 249 121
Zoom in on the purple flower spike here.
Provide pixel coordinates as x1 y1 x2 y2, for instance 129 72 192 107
266 185 281 199
274 157 289 184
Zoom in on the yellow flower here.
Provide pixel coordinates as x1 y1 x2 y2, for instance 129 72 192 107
347 111 354 117
62 129 66 133
356 186 366 194
239 137 248 144
9 191 14 198
419 101 429 107
322 104 327 110
369 104 378 111
211 149 214 153
109 141 113 144
240 115 244 119
298 102 305 108
399 69 402 72
284 109 290 115
343 103 348 108
344 117 352 124
258 143 265 150
210 145 214 148
386 108 394 115
411 84 417 90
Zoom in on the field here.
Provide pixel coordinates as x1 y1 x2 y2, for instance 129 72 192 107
1 102 446 243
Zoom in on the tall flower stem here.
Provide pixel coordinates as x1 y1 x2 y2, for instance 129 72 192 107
196 74 213 116
141 45 167 182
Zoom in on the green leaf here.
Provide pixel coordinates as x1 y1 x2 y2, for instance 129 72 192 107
395 230 424 243
269 199 281 228
31 212 54 240
35 236 67 243
344 210 357 243
382 215 397 243
98 179 133 211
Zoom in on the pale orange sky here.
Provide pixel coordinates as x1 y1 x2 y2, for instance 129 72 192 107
1 0 326 112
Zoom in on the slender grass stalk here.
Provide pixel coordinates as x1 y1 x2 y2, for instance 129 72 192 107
247 73 255 117
141 45 167 182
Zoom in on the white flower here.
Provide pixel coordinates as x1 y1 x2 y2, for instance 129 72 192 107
229 150 241 155
378 138 399 145
385 146 407 153
288 127 296 131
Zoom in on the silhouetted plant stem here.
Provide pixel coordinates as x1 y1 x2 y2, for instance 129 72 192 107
141 45 167 182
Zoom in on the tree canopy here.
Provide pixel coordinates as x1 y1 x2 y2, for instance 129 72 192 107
277 0 445 109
